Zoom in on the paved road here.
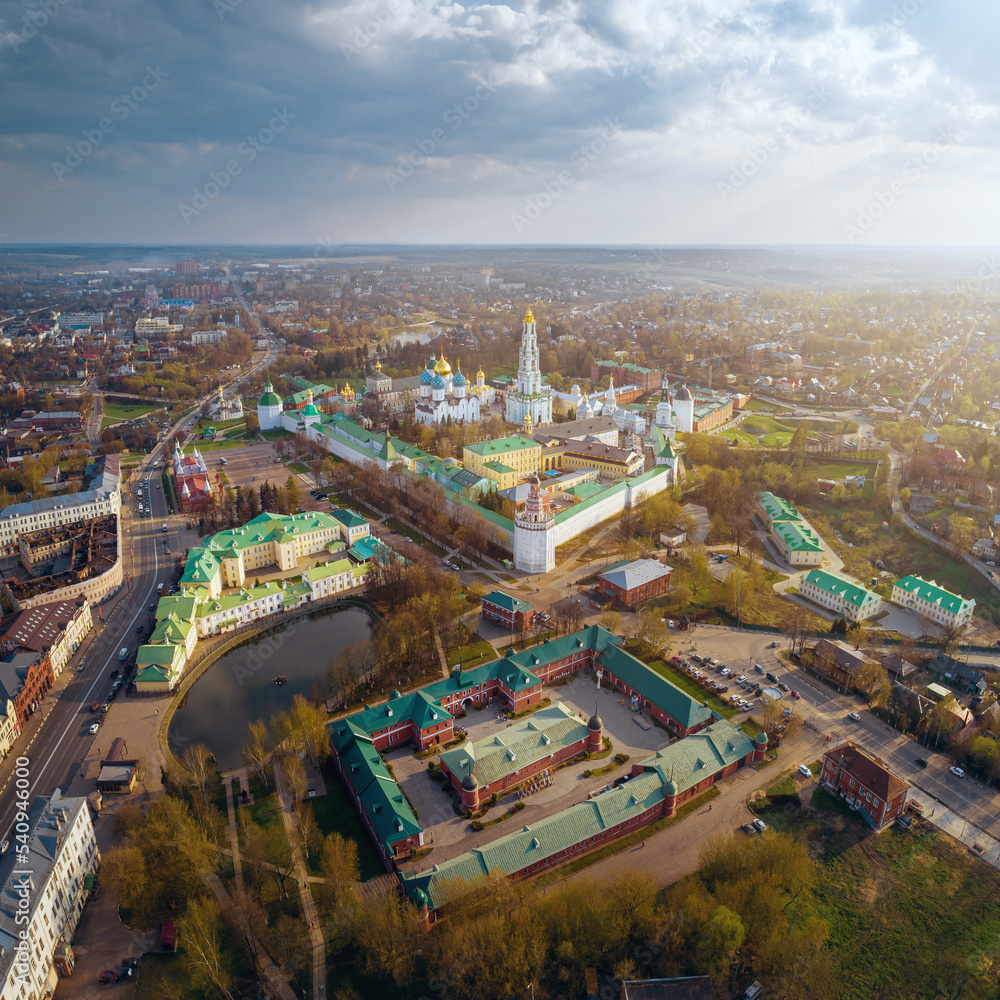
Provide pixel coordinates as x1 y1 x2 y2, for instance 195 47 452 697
0 338 280 838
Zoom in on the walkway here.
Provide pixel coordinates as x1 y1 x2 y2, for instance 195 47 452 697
273 760 326 999
202 869 298 1000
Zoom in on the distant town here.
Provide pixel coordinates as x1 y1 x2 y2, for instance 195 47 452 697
1 244 1000 1000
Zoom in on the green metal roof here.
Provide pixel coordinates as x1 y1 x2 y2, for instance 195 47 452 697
482 590 533 614
136 644 179 667
439 703 587 789
893 575 974 615
464 435 538 457
757 491 802 523
803 569 879 609
639 719 754 795
597 645 711 731
771 519 823 553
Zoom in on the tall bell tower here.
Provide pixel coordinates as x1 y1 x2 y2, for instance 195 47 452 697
513 473 555 573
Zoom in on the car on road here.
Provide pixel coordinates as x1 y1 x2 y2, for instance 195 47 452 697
949 766 965 778
76 661 86 672
915 758 928 768
768 641 778 648
765 671 778 683
753 663 765 674
778 681 790 693
791 690 801 700
798 764 812 777
752 819 768 833
89 723 100 735
847 712 860 721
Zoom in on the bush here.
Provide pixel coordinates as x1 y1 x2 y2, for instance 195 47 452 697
514 801 525 811
471 820 485 831
474 702 485 711
614 753 629 764
490 792 498 805
427 760 437 772
583 769 593 778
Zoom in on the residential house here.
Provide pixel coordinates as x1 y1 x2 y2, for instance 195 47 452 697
820 742 909 831
811 638 871 690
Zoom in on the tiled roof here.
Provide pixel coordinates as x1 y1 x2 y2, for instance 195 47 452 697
772 519 823 553
757 491 802 523
464 435 539 457
824 742 909 802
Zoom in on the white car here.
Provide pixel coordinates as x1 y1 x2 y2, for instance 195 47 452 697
667 619 675 628
949 766 965 778
736 674 747 683
798 764 812 777
848 712 861 721
720 667 731 677
89 723 100 735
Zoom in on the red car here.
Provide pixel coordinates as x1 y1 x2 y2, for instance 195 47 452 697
791 690 802 700
90 702 100 713
98 970 118 984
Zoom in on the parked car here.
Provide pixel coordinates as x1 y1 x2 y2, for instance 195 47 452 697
848 712 860 721
915 757 928 768
98 970 118 985
89 723 100 735
753 663 766 674
778 681 790 693
752 818 768 833
791 690 801 700
736 674 747 683
768 641 778 648
666 619 675 628
766 671 778 683
798 764 812 777
720 667 732 677
740 822 755 834
949 766 965 778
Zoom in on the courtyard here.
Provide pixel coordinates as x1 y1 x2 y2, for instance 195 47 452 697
392 670 672 872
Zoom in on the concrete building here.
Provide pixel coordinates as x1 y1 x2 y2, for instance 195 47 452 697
96 737 139 795
0 789 100 996
256 377 284 430
811 638 872 690
820 742 909 832
799 569 882 623
890 576 975 631
463 435 541 482
415 355 481 425
513 474 555 574
591 359 663 391
756 492 823 567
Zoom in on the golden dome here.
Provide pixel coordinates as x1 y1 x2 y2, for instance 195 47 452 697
524 306 534 324
342 383 354 398
476 367 484 378
435 355 452 375
374 359 382 371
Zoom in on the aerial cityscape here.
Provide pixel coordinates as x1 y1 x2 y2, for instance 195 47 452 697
3 2 1000 1000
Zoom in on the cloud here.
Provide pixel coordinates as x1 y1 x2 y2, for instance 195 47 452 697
0 0 998 242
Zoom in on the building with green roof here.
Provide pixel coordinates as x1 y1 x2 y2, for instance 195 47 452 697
891 575 975 630
401 717 764 918
480 590 535 630
756 491 803 530
770 519 823 566
463 435 541 480
800 569 882 623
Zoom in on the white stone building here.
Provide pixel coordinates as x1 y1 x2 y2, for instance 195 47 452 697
0 789 100 999
513 473 555 573
505 308 553 427
415 355 482 425
257 377 284 430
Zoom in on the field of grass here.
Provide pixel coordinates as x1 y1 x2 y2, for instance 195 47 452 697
760 431 793 447
743 398 794 412
742 414 795 435
721 429 758 447
102 399 162 422
310 765 384 880
649 660 737 719
807 461 877 480
287 462 310 475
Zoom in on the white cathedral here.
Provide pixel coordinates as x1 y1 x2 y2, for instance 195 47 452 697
506 308 553 426
415 355 484 425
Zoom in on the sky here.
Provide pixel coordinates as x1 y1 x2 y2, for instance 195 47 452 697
1 0 998 246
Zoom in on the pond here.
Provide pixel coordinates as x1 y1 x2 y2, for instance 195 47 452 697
387 327 441 347
167 606 372 770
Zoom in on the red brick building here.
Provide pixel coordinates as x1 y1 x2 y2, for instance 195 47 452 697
171 442 214 515
820 742 909 831
0 649 54 728
480 590 534 631
591 359 663 391
599 558 672 608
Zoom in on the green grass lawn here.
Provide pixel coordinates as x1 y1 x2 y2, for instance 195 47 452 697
807 461 878 480
722 429 758 447
741 414 795 435
648 660 737 719
102 399 161 422
287 462 310 475
447 639 497 668
760 431 793 447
